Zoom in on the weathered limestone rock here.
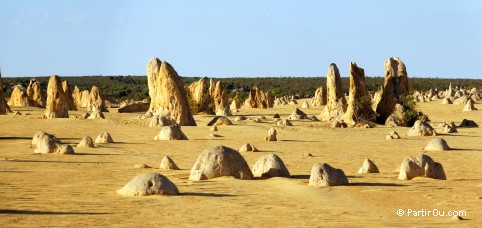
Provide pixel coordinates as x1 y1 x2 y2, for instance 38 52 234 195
386 131 401 139
358 158 379 174
301 101 309 109
117 173 179 196
32 131 50 145
440 121 457 133
189 145 253 180
311 86 327 106
234 115 247 122
407 120 437 136
459 119 478 127
309 163 349 187
159 156 180 170
239 143 259 152
26 79 45 107
320 63 347 121
462 98 477 111
424 138 450 151
87 107 105 119
374 57 409 123
33 133 74 155
149 112 176 127
77 136 95 148
154 124 188 140
87 86 108 112
186 77 213 114
72 86 82 108
118 102 150 113
384 104 407 127
62 80 77 111
342 62 375 126
275 118 292 126
207 116 233 126
441 97 452 104
147 58 196 126
288 108 307 120
212 81 231 116
251 154 290 178
230 98 241 111
398 154 446 180
95 132 113 144
7 85 29 107
44 75 69 119
265 127 277 141
331 119 348 128
244 85 273 108
80 90 90 108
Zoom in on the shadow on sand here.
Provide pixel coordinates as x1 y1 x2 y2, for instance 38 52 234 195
180 192 235 197
349 182 406 187
0 209 111 215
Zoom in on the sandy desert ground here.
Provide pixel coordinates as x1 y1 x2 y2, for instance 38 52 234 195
0 99 481 227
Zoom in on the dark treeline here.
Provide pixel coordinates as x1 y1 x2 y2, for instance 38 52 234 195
2 75 481 102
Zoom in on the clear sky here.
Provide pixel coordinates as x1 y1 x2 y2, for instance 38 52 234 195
1 1 481 78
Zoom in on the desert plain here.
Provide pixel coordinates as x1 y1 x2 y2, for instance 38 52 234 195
0 98 480 227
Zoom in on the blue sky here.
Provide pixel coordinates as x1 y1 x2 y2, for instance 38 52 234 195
1 1 481 78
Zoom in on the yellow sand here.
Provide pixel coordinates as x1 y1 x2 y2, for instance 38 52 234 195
0 99 480 227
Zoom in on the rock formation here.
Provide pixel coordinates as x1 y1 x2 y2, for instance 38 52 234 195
80 90 90 107
386 131 401 139
441 97 452 104
288 108 307 120
440 121 457 133
384 104 407 127
7 85 29 107
459 119 478 127
265 127 277 141
77 136 95 148
311 86 327 106
149 112 175 127
207 116 233 126
26 79 45 107
341 62 375 125
301 101 309 109
424 138 450 151
239 143 259 152
118 102 150 113
212 81 231 116
154 124 188 140
72 86 83 108
33 133 74 155
308 163 349 187
407 120 437 136
87 107 105 119
159 156 180 170
374 57 409 123
62 80 77 111
462 98 477 111
95 132 113 144
320 63 347 121
251 154 290 178
147 57 196 126
398 154 446 180
117 173 179 196
357 159 379 174
186 77 213 114
44 75 69 119
244 85 273 109
87 86 108 112
189 145 253 180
